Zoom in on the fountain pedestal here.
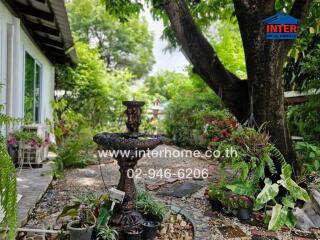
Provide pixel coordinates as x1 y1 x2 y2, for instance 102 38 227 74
110 157 142 230
93 101 164 233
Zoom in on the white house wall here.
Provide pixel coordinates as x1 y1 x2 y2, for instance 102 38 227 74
0 1 55 125
20 27 55 123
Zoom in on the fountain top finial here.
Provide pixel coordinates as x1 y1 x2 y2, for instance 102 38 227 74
122 101 145 108
123 100 145 133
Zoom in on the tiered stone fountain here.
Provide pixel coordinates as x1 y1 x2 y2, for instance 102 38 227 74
93 101 165 233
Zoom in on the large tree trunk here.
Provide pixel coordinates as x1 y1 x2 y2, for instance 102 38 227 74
232 0 298 171
162 0 312 170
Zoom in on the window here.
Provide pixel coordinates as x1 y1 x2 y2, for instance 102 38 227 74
24 52 41 123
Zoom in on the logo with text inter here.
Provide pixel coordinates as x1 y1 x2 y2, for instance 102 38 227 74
263 12 300 40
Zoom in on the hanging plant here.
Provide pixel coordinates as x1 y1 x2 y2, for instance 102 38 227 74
0 104 17 239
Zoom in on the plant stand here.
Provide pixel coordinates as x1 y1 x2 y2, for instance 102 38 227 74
17 142 43 171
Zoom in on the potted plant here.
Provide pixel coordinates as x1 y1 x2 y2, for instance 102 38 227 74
236 196 253 221
11 130 45 165
142 221 160 240
67 204 96 240
97 226 118 240
223 194 239 216
7 133 18 163
60 193 112 240
135 190 166 223
124 227 143 240
208 184 224 212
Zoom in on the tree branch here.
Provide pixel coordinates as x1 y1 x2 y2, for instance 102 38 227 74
280 0 313 55
162 0 249 121
290 0 313 20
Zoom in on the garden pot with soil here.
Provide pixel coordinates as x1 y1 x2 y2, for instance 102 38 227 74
67 220 95 240
144 213 163 223
124 228 143 240
236 208 251 221
209 198 223 212
236 195 253 221
142 221 160 240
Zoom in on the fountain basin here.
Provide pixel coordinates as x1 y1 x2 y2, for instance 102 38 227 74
93 133 165 157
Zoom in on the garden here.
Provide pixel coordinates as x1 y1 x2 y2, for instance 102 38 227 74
1 0 320 240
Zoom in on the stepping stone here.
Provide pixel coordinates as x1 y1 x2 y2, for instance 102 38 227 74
146 184 160 191
158 181 203 198
218 226 247 239
252 236 279 240
251 229 279 240
166 177 178 184
292 231 317 240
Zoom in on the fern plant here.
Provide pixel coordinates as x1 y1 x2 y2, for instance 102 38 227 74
0 104 17 239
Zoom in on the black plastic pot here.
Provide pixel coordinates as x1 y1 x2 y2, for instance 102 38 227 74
236 208 251 221
124 228 143 240
209 198 223 212
145 213 163 223
142 221 160 240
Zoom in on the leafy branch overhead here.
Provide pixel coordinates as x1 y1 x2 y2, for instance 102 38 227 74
104 0 315 172
68 0 155 78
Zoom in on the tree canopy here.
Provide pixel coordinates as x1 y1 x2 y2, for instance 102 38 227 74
67 0 155 78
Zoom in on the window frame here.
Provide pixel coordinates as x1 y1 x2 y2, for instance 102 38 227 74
23 51 42 123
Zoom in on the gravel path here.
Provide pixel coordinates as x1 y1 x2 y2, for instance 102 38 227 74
21 145 319 240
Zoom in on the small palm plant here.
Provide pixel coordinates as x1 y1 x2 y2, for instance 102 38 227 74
97 226 119 240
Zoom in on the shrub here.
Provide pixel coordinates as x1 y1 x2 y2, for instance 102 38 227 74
164 97 229 148
287 96 320 144
295 141 320 174
54 127 95 177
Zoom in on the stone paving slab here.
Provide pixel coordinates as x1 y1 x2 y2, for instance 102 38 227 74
16 163 53 226
158 181 203 198
218 226 247 239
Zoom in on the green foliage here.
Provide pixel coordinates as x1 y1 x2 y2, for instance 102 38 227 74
209 183 253 212
211 22 246 79
255 179 279 209
209 126 280 195
104 0 235 49
284 36 320 91
296 142 320 173
55 42 133 131
144 71 188 100
287 96 320 143
208 182 225 200
135 190 166 219
283 0 320 91
59 193 112 228
98 226 119 240
254 164 310 231
208 124 310 230
12 130 43 145
67 0 154 78
162 72 228 148
0 106 17 239
226 180 256 198
54 127 95 177
238 195 253 209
